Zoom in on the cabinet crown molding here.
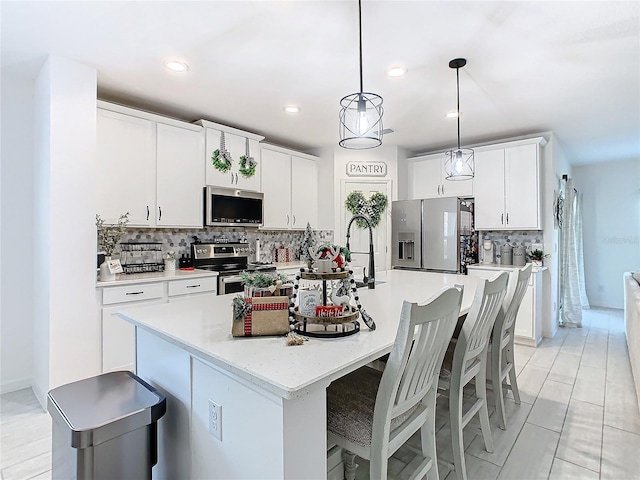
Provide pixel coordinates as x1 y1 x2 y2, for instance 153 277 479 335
196 119 265 142
97 100 202 132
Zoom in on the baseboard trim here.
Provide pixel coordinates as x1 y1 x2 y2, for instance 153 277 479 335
0 377 32 395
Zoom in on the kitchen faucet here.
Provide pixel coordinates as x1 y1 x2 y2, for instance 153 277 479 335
345 214 375 289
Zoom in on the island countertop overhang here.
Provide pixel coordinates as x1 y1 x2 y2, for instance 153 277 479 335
119 269 481 399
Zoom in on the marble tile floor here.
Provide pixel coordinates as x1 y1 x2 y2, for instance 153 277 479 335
1 308 639 480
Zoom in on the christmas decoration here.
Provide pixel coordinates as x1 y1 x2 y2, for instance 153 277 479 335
345 191 388 228
211 131 233 173
238 138 257 178
300 222 317 268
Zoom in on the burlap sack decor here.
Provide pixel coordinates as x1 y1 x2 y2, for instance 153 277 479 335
232 296 290 337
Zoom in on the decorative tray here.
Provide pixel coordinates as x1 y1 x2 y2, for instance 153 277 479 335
300 271 349 281
292 306 359 325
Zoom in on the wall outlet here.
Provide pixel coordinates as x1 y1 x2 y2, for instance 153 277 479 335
208 399 222 441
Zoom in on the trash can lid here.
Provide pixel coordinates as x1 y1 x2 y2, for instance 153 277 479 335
48 371 166 448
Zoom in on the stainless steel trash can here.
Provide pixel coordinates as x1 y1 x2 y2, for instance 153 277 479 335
47 371 166 480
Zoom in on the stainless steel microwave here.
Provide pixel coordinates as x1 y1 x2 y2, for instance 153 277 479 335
204 186 264 227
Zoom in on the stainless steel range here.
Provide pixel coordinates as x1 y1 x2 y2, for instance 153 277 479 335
191 241 276 295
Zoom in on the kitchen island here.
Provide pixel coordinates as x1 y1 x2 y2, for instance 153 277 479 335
119 269 482 479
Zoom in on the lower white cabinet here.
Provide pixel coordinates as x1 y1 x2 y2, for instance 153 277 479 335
467 265 543 346
99 275 217 372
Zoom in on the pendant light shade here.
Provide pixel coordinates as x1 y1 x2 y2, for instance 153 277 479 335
339 0 384 149
444 58 474 180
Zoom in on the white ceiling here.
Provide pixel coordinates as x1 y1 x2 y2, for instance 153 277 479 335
2 1 639 165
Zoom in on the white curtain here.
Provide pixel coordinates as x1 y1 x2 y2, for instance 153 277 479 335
560 179 589 327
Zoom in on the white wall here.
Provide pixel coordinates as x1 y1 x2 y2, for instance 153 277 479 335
32 56 99 405
0 68 35 393
573 158 640 308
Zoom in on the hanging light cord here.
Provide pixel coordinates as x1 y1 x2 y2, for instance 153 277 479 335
456 65 461 151
358 0 363 94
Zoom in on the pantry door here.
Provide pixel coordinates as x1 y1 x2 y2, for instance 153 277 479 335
340 179 392 275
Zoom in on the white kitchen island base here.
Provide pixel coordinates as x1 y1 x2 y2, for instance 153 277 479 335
121 270 481 479
137 329 327 479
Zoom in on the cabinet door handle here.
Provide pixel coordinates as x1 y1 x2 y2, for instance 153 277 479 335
506 213 509 224
292 215 296 225
235 173 239 184
286 214 290 225
441 184 445 195
126 291 144 296
231 172 234 184
501 213 504 225
437 185 441 195
186 284 201 289
158 206 162 221
146 206 149 221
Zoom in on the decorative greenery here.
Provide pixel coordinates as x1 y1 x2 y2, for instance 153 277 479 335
345 191 388 228
232 295 251 321
96 212 130 256
240 270 290 288
166 251 176 261
317 244 351 263
238 155 256 178
529 249 550 261
211 149 232 173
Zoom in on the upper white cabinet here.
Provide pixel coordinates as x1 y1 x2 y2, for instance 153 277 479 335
261 144 318 230
97 101 204 228
198 120 264 192
97 108 156 226
474 139 543 230
407 153 473 199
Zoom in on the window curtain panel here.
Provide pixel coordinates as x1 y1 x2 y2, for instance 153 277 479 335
560 178 589 327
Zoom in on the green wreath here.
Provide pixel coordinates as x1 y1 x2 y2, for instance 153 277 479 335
239 155 256 178
345 191 388 228
211 149 232 173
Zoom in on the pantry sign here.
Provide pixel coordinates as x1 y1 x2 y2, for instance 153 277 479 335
346 161 387 177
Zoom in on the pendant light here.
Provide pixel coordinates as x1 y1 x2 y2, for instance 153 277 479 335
339 0 384 149
444 58 474 180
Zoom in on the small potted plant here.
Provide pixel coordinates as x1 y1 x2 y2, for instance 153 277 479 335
529 249 549 266
165 251 177 272
96 212 130 281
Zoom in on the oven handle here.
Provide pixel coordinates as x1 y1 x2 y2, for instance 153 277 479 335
221 275 244 284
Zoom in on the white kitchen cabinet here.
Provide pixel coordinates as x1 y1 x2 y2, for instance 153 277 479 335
98 273 218 373
156 123 205 227
474 139 543 230
261 144 318 230
101 282 165 372
97 101 204 228
467 265 543 346
97 108 156 226
200 121 264 191
407 153 473 199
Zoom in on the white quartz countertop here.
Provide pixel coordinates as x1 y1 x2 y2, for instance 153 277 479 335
119 269 482 399
273 261 306 270
97 268 218 287
467 264 547 273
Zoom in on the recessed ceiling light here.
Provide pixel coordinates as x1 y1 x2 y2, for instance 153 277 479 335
284 105 301 114
386 66 407 77
446 111 460 118
164 61 189 72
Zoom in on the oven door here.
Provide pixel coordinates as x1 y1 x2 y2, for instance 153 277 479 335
218 273 245 295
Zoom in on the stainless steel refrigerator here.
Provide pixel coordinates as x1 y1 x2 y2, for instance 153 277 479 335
392 197 472 273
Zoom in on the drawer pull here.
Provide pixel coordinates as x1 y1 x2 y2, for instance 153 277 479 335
126 291 144 295
186 284 201 288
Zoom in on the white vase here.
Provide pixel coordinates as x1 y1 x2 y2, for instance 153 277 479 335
165 259 176 272
99 256 116 282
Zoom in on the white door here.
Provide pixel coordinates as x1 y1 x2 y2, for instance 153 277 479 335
291 156 318 229
505 143 540 229
226 132 261 192
473 148 506 230
156 123 204 228
96 109 156 226
261 148 291 229
204 128 234 188
340 180 392 275
409 155 441 199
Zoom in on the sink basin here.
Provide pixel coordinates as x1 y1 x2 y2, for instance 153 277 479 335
354 280 386 288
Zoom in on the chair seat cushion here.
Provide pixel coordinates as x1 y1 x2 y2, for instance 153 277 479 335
327 366 419 449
